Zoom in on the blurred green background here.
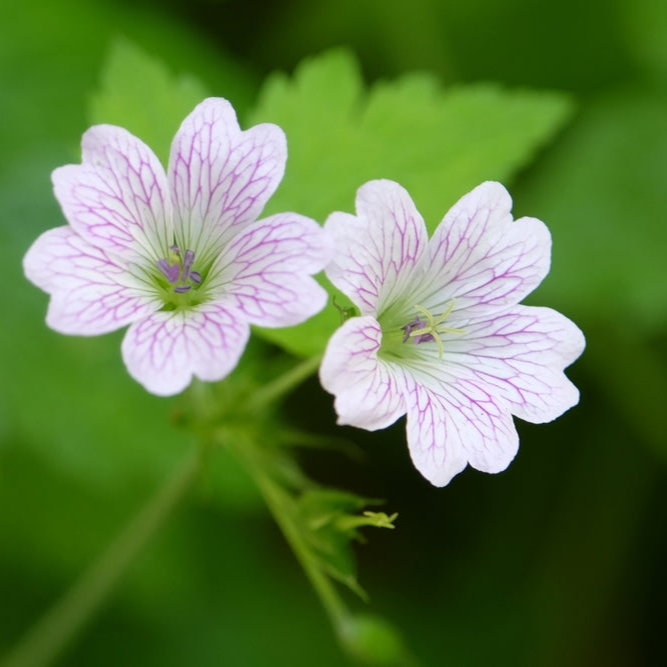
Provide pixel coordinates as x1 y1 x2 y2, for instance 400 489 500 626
1 0 667 665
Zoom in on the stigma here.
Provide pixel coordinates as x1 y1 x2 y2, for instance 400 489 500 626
401 302 464 358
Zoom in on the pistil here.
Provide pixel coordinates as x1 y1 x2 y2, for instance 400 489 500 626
401 302 464 358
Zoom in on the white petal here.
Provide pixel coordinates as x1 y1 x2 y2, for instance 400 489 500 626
210 213 331 327
415 181 552 321
53 125 172 262
319 316 407 430
121 303 249 396
445 305 585 423
324 180 428 316
168 98 286 266
404 374 519 487
23 226 157 335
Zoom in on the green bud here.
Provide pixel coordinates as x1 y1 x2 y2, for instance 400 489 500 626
341 613 415 666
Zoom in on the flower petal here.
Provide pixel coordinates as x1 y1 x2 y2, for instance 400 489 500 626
23 226 157 335
416 181 552 321
446 305 585 423
121 303 250 396
325 180 428 316
53 125 172 262
210 213 331 328
320 316 407 430
404 374 519 487
168 98 286 266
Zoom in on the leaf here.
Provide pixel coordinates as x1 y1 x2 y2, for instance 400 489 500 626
88 39 210 165
248 48 574 357
296 488 397 601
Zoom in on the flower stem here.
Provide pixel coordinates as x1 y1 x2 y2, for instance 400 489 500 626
249 355 322 412
0 445 204 667
227 435 350 635
221 354 353 638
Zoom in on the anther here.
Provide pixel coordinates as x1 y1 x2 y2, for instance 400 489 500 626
157 258 180 284
156 246 201 293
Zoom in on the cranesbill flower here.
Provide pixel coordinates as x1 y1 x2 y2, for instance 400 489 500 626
320 180 585 487
24 98 330 395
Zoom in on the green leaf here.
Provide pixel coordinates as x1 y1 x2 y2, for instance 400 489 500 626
248 48 574 357
88 39 210 165
296 488 397 601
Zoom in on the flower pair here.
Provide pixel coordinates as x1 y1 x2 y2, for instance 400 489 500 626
24 97 584 486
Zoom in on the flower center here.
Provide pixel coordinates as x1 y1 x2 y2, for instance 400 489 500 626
157 245 202 293
379 301 464 361
401 303 465 358
156 245 206 310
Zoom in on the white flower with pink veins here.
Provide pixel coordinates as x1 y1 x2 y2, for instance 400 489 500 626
24 98 331 395
320 179 585 486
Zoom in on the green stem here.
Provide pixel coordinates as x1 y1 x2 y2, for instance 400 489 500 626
224 355 351 635
249 355 321 412
0 445 204 667
228 436 350 635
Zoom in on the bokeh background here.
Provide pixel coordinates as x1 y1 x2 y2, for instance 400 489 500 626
2 0 667 665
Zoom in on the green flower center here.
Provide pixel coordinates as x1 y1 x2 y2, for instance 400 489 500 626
379 301 464 361
155 245 207 311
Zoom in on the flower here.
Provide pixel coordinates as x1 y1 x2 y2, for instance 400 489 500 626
319 180 585 487
24 98 330 395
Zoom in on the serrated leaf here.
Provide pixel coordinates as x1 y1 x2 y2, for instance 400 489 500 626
248 49 574 357
88 39 210 165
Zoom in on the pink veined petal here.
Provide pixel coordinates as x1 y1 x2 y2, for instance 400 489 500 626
404 373 519 487
121 303 250 396
210 213 331 328
23 226 158 335
445 305 585 423
53 125 172 262
168 98 287 267
325 180 428 316
414 181 552 322
320 316 407 431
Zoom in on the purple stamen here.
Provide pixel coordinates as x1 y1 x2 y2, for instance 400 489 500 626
182 249 195 281
158 259 180 284
402 315 436 346
157 247 201 295
402 316 425 342
413 332 435 345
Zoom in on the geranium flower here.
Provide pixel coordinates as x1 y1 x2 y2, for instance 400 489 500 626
320 180 585 486
24 98 330 395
